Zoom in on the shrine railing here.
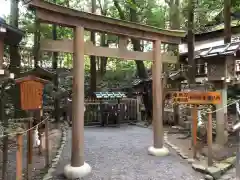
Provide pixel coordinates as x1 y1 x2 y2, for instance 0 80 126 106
84 98 138 126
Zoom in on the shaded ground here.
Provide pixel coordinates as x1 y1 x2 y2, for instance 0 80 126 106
53 126 204 180
0 126 62 180
167 130 237 161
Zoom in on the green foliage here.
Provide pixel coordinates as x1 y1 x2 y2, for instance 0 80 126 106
4 0 240 89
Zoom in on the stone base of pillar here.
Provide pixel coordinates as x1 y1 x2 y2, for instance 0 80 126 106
148 146 169 156
64 162 91 179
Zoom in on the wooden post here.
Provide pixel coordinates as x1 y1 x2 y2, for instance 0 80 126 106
208 110 213 166
38 130 43 155
16 133 23 180
71 26 85 167
45 118 50 167
0 37 4 69
162 74 167 123
27 115 33 180
192 105 197 159
136 96 142 122
152 40 163 148
1 98 8 180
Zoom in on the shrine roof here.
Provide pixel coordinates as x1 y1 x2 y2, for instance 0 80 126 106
94 92 126 99
180 41 240 60
0 18 24 45
132 71 186 87
182 25 240 42
27 0 186 44
19 66 56 81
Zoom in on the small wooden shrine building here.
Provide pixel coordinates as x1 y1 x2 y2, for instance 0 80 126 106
0 17 24 70
180 40 240 145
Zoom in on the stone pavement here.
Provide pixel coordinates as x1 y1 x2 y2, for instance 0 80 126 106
219 168 237 180
53 126 204 180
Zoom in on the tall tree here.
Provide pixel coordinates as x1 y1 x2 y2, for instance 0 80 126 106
113 0 148 79
187 0 195 84
3 0 21 179
90 0 97 94
9 0 20 75
97 0 109 77
224 0 231 43
51 0 60 123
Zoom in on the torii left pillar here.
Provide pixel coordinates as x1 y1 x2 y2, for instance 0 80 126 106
148 40 169 156
64 26 92 179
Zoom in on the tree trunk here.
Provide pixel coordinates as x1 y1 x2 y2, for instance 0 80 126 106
100 33 108 76
3 0 20 178
113 0 147 79
52 10 60 123
9 0 22 119
9 0 20 75
167 0 180 125
34 16 40 68
90 0 97 94
187 0 195 84
224 0 231 44
129 0 148 79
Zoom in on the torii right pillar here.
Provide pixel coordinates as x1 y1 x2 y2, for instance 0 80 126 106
148 40 169 156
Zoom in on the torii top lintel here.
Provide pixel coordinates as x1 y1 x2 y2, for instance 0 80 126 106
27 0 186 44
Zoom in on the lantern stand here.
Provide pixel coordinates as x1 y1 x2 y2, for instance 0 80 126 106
15 75 49 179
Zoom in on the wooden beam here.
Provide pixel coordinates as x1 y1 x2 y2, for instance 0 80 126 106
40 39 178 63
28 0 185 44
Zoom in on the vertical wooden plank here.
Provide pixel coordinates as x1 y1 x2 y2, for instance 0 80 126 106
152 40 163 148
45 118 50 167
192 106 197 159
16 133 23 180
71 26 85 167
1 97 8 180
27 116 33 180
208 111 213 166
0 38 4 69
162 75 167 124
136 97 141 121
119 36 128 50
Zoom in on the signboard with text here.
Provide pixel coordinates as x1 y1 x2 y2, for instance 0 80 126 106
172 91 221 105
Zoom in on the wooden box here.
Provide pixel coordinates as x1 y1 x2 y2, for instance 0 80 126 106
15 75 49 111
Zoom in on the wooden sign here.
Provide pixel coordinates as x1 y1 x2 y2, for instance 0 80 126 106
16 76 49 111
172 91 221 105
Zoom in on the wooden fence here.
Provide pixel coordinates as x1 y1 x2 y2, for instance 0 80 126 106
0 115 53 180
84 98 139 126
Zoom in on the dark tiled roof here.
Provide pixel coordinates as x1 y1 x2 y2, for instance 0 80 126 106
0 18 24 45
196 41 240 58
181 41 240 60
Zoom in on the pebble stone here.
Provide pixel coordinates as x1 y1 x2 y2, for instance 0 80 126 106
52 126 204 180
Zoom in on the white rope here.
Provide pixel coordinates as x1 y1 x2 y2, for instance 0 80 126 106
0 117 49 138
236 102 240 115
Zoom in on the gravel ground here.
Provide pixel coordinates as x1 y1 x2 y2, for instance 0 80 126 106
53 126 204 180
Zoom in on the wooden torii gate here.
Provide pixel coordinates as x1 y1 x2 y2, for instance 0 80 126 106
27 0 186 179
